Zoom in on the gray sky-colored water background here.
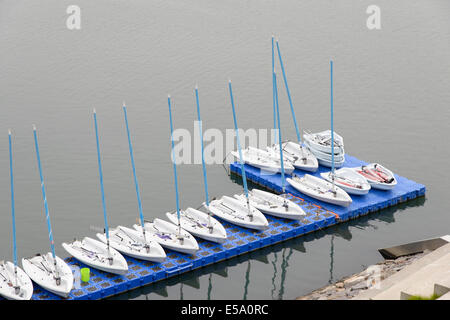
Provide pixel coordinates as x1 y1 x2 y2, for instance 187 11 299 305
0 0 449 299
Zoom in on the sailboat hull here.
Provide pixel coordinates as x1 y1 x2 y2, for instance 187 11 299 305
134 218 199 255
208 196 269 230
351 163 397 190
0 261 33 300
268 142 318 172
231 147 295 174
287 174 352 207
22 253 73 298
303 130 344 154
62 237 128 275
96 227 166 263
234 189 305 220
321 168 371 195
166 208 227 244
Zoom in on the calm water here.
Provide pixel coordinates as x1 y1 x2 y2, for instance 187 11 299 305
0 0 449 300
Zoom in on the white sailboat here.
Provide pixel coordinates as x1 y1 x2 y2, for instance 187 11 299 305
314 155 345 169
166 208 227 244
231 146 295 174
287 174 352 207
235 69 305 220
22 126 73 298
96 226 166 263
304 140 345 163
211 81 268 231
135 95 200 255
134 218 199 255
22 254 73 298
63 110 128 275
165 87 227 244
304 130 345 168
208 196 268 231
234 189 305 220
352 163 397 190
0 261 33 300
62 237 128 275
0 130 33 300
96 104 166 262
303 130 344 155
321 168 371 195
267 141 318 172
287 61 352 207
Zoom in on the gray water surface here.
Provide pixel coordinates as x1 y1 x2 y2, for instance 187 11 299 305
0 0 449 300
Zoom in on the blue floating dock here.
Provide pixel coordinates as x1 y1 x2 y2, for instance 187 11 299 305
29 154 424 300
229 155 426 221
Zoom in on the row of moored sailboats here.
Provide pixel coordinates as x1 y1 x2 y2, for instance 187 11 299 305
0 87 307 300
232 38 397 208
0 37 397 300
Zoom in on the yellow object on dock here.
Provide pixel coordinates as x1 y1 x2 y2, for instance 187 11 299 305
81 268 90 282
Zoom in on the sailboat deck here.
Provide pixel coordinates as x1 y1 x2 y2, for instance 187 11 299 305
26 155 424 300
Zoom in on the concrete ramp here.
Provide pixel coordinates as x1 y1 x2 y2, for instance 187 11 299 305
395 252 450 300
354 242 450 300
378 235 450 259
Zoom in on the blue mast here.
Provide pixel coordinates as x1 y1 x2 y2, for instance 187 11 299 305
194 87 210 207
122 104 145 227
330 61 335 179
273 72 286 193
276 40 301 144
93 109 110 249
228 81 250 202
33 125 59 278
167 96 181 225
272 36 278 144
8 130 18 272
122 104 149 247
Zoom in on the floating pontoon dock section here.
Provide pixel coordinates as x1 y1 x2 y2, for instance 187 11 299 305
24 154 425 300
230 155 425 221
